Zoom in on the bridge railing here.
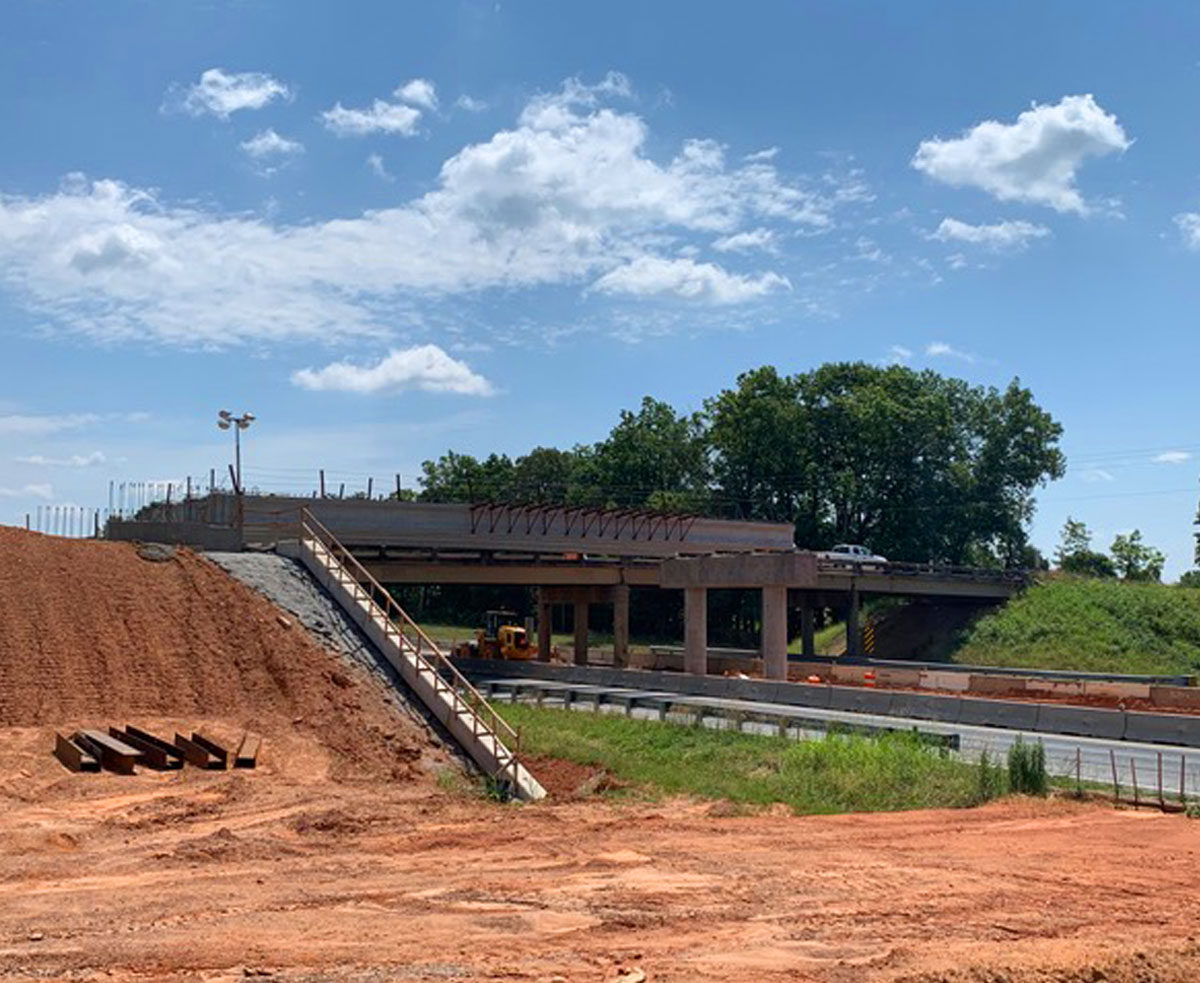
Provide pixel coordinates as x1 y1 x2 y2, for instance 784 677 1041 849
816 556 1027 584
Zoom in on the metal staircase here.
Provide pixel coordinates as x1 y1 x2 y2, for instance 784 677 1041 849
296 509 544 801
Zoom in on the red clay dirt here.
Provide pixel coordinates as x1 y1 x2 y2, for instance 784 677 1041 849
3 527 1200 982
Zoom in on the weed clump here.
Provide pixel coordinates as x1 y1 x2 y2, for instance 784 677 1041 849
1007 737 1047 795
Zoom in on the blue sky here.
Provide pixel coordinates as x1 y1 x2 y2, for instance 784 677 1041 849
2 1 1200 573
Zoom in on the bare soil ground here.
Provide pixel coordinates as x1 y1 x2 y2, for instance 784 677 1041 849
4 527 1200 982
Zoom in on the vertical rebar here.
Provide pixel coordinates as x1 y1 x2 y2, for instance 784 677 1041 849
1110 748 1119 801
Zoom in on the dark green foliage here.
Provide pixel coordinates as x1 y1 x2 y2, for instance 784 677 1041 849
1007 737 1047 796
1110 530 1165 582
417 361 1065 568
1178 571 1200 589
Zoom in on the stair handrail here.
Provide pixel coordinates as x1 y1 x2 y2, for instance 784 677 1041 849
298 508 524 775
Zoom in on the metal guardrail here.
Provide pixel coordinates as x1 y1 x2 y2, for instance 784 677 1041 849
299 508 527 793
815 556 1027 584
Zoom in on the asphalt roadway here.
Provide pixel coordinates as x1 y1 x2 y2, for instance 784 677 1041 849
478 675 1200 801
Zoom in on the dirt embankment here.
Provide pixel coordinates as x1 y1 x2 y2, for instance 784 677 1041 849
0 526 444 782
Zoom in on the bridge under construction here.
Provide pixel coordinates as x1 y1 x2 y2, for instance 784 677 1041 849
111 493 1024 680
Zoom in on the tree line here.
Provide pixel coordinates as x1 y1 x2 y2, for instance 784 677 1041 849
418 361 1066 568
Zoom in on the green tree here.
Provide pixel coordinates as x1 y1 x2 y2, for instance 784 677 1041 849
418 451 515 502
1055 517 1116 577
1178 570 1200 588
592 397 709 510
1110 529 1165 582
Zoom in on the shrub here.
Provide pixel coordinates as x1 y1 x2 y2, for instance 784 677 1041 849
1007 737 1047 795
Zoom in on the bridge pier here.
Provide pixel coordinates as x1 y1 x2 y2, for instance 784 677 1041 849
613 584 630 669
573 599 589 666
537 592 552 662
800 594 816 659
684 586 708 675
846 583 861 658
761 586 788 680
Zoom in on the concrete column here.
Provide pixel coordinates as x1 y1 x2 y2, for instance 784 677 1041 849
612 584 630 669
537 592 552 663
684 586 708 675
846 583 861 658
761 586 788 681
800 595 816 659
573 598 589 666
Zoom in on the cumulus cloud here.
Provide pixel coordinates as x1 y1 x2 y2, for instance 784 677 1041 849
1079 467 1115 483
0 75 856 347
168 68 291 119
744 147 779 162
931 217 1050 250
912 95 1130 213
712 227 778 253
1176 213 1200 249
590 256 790 304
240 129 304 159
321 99 422 136
395 78 438 111
455 94 487 113
925 341 976 363
367 153 393 181
291 345 495 396
1153 450 1192 464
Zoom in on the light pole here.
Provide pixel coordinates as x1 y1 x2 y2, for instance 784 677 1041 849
217 410 255 492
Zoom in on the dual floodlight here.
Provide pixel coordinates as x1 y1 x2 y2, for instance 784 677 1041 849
216 410 256 492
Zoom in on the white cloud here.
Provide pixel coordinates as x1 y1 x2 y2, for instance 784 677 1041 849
912 94 1130 214
1176 213 1200 249
885 344 912 364
931 217 1050 249
590 256 790 304
367 153 393 181
169 68 291 119
1080 467 1115 483
0 483 53 499
1153 451 1192 464
744 147 779 162
16 451 107 467
0 413 101 436
455 94 487 113
925 341 976 363
712 227 778 253
946 253 969 270
0 76 855 347
291 345 495 396
321 99 423 137
240 129 304 159
395 78 438 111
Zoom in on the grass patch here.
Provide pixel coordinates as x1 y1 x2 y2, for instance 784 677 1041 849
955 576 1200 677
499 703 1001 814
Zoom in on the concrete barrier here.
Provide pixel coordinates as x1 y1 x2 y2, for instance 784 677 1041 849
769 682 832 709
1150 686 1200 710
873 667 922 688
958 697 1039 731
967 674 1027 695
918 670 971 693
1083 681 1152 701
889 691 961 723
828 687 895 716
1035 705 1126 741
1123 712 1200 748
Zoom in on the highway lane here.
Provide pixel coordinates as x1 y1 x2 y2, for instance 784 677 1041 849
479 676 1200 801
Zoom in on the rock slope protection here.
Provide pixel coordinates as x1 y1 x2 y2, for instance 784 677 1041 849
0 526 442 782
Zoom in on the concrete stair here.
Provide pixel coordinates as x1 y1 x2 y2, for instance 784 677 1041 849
295 512 544 801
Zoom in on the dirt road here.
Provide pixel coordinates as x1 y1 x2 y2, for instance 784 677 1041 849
3 727 1199 983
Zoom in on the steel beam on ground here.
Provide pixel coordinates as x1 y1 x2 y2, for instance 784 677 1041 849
110 726 183 770
174 733 221 769
54 733 99 772
124 725 186 767
74 729 142 774
191 732 230 767
235 733 261 769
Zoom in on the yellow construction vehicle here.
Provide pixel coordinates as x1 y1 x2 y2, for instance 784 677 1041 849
455 609 538 661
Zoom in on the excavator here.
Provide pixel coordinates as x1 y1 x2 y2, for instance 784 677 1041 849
454 609 538 661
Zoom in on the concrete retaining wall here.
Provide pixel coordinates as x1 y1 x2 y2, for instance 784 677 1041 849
106 520 243 551
454 658 1200 749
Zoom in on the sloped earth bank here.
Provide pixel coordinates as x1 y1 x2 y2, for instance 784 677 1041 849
4 528 1200 981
